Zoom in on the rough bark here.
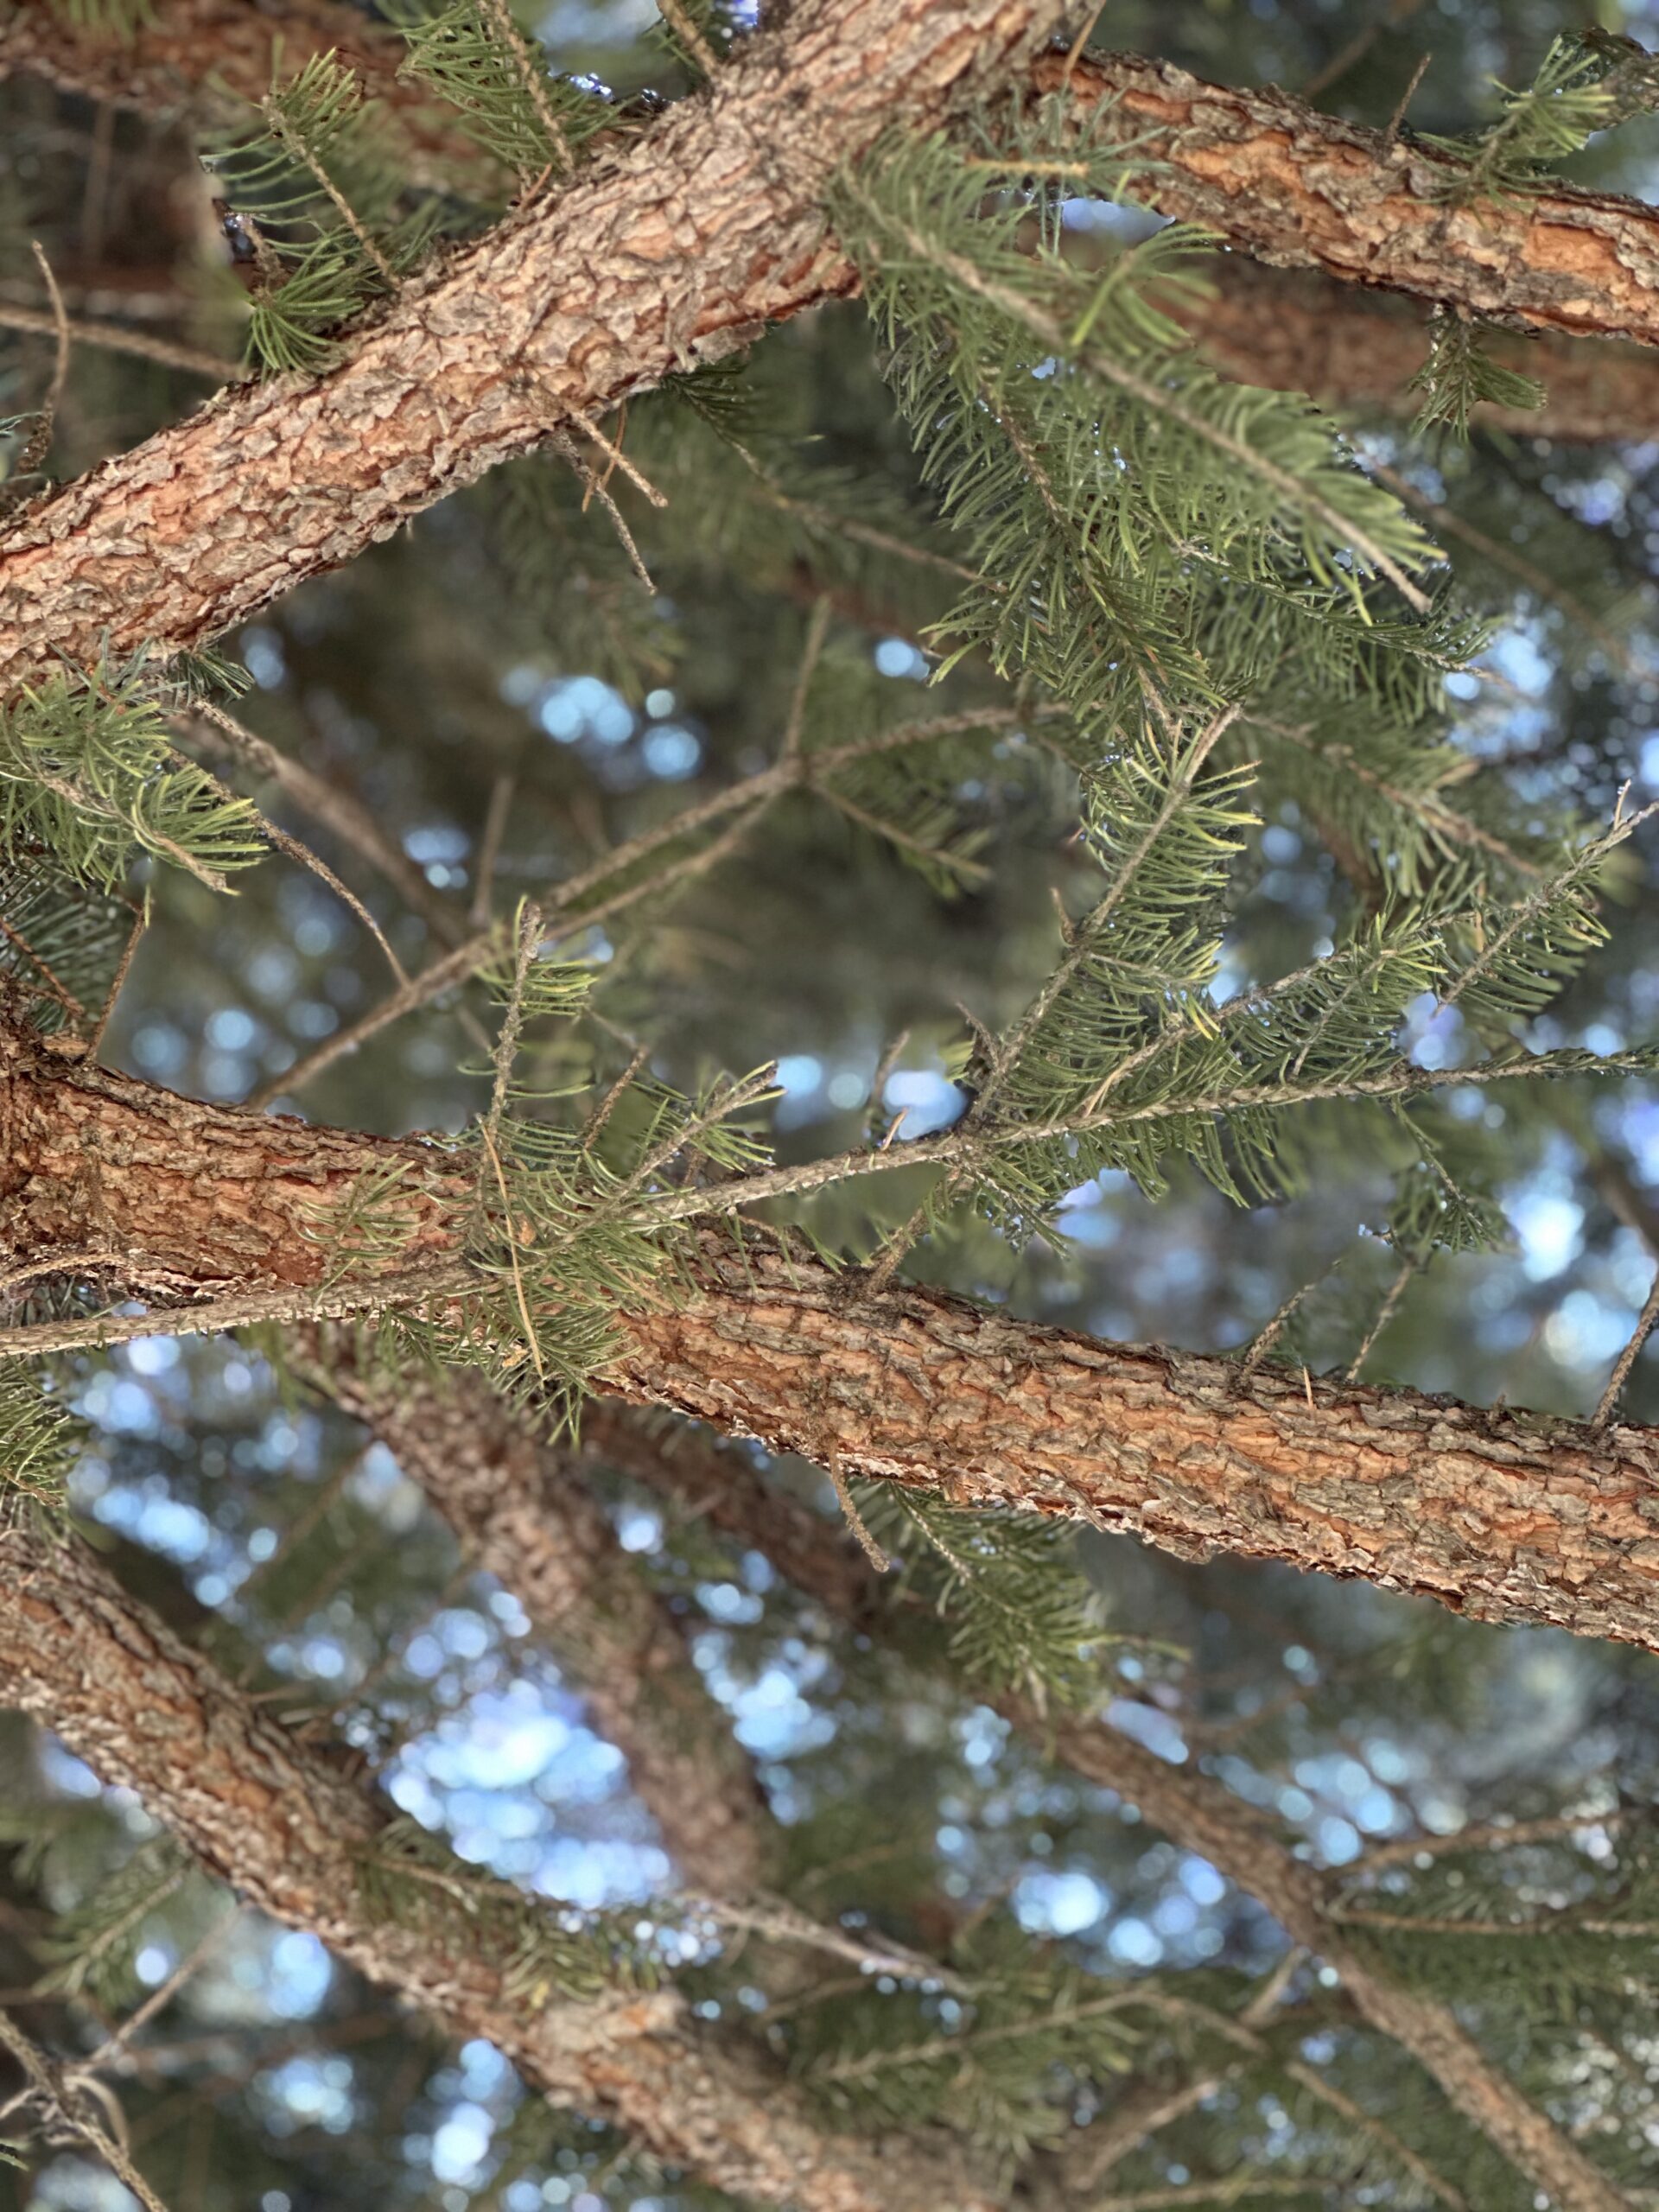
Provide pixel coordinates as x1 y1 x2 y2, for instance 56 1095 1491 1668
17 11 1659 701
0 0 1071 695
1052 49 1659 349
6 1020 1659 1662
599 1404 1630 2212
0 1522 996 2212
284 1327 775 1899
1166 260 1659 443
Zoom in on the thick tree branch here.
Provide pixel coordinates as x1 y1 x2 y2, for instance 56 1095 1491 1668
0 1522 997 2212
4 1021 1659 1662
1049 50 1659 350
0 0 477 176
594 1404 1630 2212
283 1328 776 1899
0 0 1071 695
12 13 1659 693
1167 260 1659 443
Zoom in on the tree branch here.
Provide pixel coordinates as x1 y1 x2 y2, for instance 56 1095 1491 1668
5 1020 1659 1664
1048 48 1659 350
593 1402 1630 2212
0 0 480 181
0 0 1073 696
0 1521 998 2212
1165 260 1659 444
283 1327 777 1899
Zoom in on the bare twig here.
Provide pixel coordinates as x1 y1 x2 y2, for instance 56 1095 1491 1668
1344 1252 1416 1382
245 929 499 1110
174 749 408 987
84 892 148 1064
1593 1268 1659 1427
472 774 515 929
0 302 233 381
782 596 832 765
551 428 656 591
0 2006 172 2212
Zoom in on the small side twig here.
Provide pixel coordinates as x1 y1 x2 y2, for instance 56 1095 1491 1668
1 245 71 512
1344 1253 1416 1383
472 774 515 929
826 1450 890 1574
84 891 149 1064
1593 1269 1659 1427
551 429 656 592
658 0 721 78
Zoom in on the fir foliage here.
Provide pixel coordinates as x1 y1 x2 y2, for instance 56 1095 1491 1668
0 849 135 1036
1424 35 1616 201
1409 314 1547 441
0 658 264 896
792 1913 1136 2165
389 0 612 190
207 52 442 374
855 1479 1109 1710
0 1367 79 1510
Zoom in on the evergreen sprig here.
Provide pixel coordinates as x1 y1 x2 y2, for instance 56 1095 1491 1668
795 1916 1136 2164
0 849 135 1037
1425 36 1615 202
857 1481 1109 1710
209 51 441 374
0 1368 80 1510
837 125 1451 750
1409 315 1547 441
391 0 612 190
0 659 264 893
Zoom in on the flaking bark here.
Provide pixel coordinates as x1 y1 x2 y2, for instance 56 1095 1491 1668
6 1020 1659 1663
1053 49 1659 349
0 1522 997 2212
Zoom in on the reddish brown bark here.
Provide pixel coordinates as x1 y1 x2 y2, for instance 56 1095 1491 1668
287 1329 775 1898
0 1522 996 2212
601 1404 1629 2212
0 0 475 175
0 0 1069 695
15 15 1659 699
6 1020 1659 1664
1054 50 1659 349
1166 261 1659 443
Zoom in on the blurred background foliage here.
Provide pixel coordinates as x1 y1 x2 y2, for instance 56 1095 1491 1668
6 0 1659 2206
